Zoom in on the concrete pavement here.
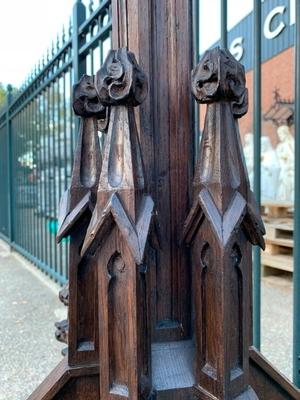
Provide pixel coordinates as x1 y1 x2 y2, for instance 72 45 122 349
0 241 66 400
0 240 294 399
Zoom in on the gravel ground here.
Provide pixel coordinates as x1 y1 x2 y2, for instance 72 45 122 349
0 241 294 399
0 241 66 400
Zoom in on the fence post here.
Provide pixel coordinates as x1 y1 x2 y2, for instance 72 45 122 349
6 84 13 246
293 0 300 388
220 0 228 48
72 0 86 134
253 0 262 351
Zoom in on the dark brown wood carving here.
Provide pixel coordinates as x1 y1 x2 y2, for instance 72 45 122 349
183 47 265 400
55 319 69 344
56 74 104 367
80 48 156 400
55 283 69 355
112 0 193 342
26 6 300 398
58 282 69 306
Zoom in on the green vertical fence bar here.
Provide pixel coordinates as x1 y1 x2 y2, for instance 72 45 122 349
6 85 13 244
253 0 262 350
23 107 28 250
72 0 86 83
62 72 68 279
46 87 52 272
220 0 227 49
293 0 300 388
42 92 48 272
72 0 86 134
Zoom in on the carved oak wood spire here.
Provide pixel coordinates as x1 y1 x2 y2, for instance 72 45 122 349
184 48 265 400
56 74 104 366
81 48 155 400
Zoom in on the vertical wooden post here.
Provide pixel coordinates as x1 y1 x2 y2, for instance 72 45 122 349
111 0 194 342
184 48 265 399
80 48 156 400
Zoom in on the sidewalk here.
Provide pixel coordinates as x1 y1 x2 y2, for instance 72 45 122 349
261 273 293 380
0 240 294 399
0 241 66 400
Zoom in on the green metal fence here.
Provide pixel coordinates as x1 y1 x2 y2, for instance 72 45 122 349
0 0 112 285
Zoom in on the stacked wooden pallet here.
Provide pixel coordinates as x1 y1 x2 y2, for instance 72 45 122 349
261 202 294 275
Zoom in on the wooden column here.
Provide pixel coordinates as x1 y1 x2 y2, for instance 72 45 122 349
112 0 194 342
80 48 156 400
183 48 265 399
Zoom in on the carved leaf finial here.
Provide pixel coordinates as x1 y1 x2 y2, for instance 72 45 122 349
73 74 106 119
184 47 265 249
184 47 264 400
96 47 148 106
191 47 248 118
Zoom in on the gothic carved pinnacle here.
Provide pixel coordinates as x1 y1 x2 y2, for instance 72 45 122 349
96 47 148 106
55 70 103 368
56 74 103 243
73 74 106 119
185 47 264 400
185 48 265 249
191 47 248 118
81 48 155 263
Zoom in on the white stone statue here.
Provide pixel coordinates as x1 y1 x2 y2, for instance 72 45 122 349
260 136 280 201
243 132 254 189
276 125 295 203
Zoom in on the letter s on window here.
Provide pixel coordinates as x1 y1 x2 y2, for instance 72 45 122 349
230 37 244 62
264 6 286 40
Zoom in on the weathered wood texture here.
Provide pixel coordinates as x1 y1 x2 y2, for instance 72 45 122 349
56 74 104 368
26 3 300 400
28 358 99 400
250 348 300 400
112 0 194 341
80 48 156 400
184 48 265 399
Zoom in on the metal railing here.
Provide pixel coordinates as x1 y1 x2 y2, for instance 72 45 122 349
0 0 112 285
194 0 300 388
293 0 300 389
